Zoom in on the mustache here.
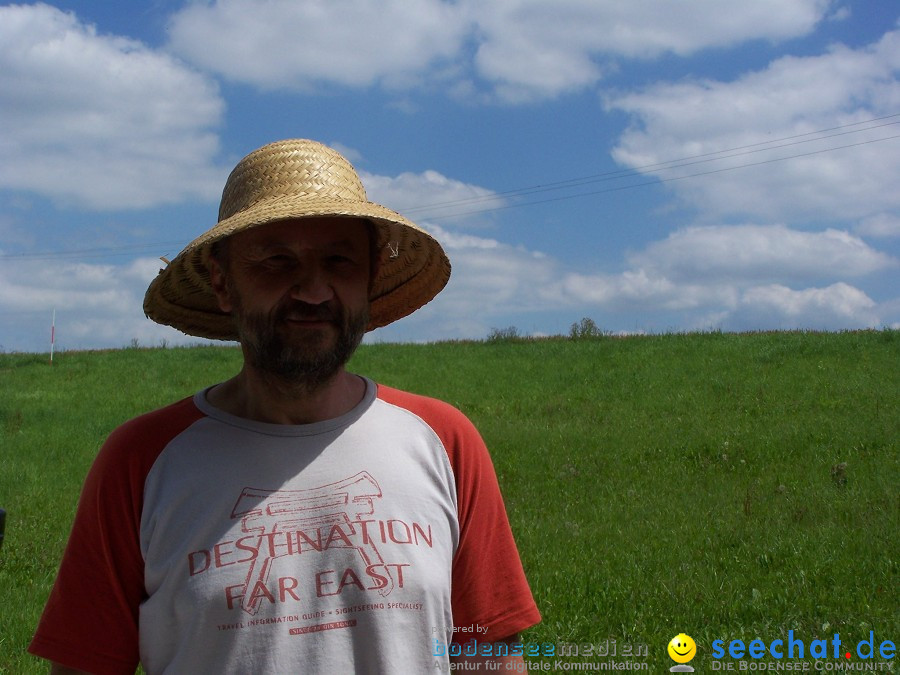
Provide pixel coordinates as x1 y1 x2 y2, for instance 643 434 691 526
276 300 339 323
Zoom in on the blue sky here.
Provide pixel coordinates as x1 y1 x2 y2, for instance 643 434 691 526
1 0 899 351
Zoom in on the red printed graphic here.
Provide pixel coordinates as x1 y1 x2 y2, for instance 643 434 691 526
186 472 434 618
229 472 392 615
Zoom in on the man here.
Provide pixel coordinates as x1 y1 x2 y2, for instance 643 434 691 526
29 139 540 674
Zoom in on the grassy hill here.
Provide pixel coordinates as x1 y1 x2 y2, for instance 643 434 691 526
1 330 897 672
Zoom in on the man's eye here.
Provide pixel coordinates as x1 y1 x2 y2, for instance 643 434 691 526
327 255 355 265
265 255 294 265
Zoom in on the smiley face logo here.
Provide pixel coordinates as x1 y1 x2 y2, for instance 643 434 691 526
668 633 697 664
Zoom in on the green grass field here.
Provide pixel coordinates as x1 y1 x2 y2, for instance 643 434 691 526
1 330 897 672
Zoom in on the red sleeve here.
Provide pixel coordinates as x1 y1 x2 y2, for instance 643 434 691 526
377 385 540 643
28 398 203 675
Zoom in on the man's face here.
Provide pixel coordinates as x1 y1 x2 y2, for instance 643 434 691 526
210 217 372 390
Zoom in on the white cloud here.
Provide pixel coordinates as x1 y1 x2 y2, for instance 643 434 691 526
607 27 900 221
0 3 225 210
165 0 832 102
630 224 897 283
468 0 831 101
549 223 895 331
0 256 211 351
828 6 852 22
553 271 887 333
167 0 469 91
555 269 737 312
372 214 896 341
372 223 559 341
360 170 506 228
736 283 879 330
856 213 900 238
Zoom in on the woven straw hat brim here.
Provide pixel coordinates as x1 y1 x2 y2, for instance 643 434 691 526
142 139 450 340
144 204 450 340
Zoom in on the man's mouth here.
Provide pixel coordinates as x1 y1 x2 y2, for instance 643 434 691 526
281 303 337 324
285 316 331 323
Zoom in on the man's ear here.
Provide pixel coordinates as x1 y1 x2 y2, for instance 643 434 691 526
208 256 233 313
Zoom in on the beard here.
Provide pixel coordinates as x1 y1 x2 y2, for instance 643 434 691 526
230 287 368 393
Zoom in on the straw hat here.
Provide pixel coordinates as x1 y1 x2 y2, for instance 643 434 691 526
143 139 451 340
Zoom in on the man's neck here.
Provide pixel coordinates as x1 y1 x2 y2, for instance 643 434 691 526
206 367 367 425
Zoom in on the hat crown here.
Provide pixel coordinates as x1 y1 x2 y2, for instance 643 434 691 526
219 139 368 222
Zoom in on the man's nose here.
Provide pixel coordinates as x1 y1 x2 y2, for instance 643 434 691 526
289 264 334 305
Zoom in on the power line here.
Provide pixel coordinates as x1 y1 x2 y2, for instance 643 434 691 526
401 113 900 217
423 132 900 221
3 113 898 260
0 241 186 261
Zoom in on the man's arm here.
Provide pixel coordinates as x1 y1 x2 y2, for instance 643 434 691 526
450 634 527 672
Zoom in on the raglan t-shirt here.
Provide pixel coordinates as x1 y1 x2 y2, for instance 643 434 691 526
29 379 540 674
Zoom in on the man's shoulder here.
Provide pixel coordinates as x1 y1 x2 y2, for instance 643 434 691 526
103 395 205 455
76 396 208 513
374 383 483 447
375 384 468 423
